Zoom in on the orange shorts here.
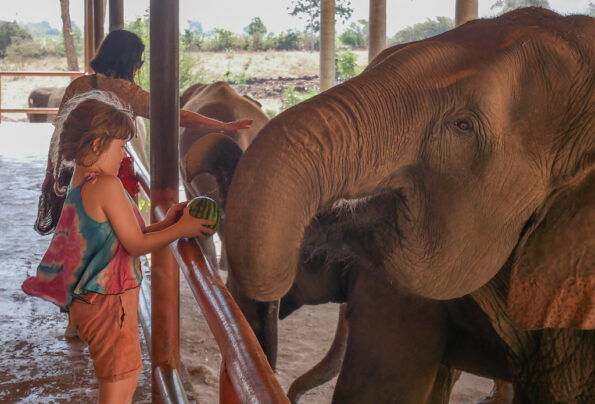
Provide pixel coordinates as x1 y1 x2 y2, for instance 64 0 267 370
69 287 142 382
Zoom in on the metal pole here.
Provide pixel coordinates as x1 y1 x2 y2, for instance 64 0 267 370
150 0 180 402
368 0 387 62
320 0 335 91
84 0 95 73
108 0 124 31
93 0 106 50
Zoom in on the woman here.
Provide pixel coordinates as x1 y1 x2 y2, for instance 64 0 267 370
35 29 252 235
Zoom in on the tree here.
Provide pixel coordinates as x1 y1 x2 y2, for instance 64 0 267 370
490 0 550 13
187 20 203 36
338 19 368 48
388 17 454 45
288 0 353 50
22 21 60 38
59 0 79 71
288 0 353 33
244 17 267 50
0 21 31 57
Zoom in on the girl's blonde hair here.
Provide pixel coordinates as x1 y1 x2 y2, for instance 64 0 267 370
52 90 136 195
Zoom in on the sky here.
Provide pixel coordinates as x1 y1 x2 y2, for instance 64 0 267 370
1 0 592 36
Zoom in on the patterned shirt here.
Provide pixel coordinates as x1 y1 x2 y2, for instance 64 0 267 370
23 176 145 308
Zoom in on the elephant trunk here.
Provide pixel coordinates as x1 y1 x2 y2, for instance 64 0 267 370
225 71 413 301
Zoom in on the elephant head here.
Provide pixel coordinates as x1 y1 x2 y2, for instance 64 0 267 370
180 81 269 206
225 7 594 335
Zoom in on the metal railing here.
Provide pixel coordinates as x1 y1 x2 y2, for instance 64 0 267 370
0 71 85 123
128 145 289 403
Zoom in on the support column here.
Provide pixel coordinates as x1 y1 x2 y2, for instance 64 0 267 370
368 0 386 62
84 0 95 73
93 0 106 50
320 0 335 91
150 0 180 402
455 0 478 27
108 0 124 32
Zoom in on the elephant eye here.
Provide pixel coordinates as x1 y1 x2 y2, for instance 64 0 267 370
454 119 472 131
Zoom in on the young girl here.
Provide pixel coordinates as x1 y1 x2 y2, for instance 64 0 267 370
22 90 214 403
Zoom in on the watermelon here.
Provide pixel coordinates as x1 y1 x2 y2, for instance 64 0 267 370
188 196 221 233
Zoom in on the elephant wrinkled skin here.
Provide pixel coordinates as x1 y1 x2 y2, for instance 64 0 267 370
225 9 595 403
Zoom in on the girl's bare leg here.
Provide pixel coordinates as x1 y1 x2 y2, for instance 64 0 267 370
98 372 140 404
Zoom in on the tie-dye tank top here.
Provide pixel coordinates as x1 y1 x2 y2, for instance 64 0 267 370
22 175 144 309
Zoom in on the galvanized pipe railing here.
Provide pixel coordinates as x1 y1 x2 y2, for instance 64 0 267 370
128 145 289 403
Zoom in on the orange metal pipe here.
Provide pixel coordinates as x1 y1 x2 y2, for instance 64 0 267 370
165 235 290 403
0 71 84 77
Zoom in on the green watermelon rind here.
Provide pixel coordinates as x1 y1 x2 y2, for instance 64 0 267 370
188 197 221 231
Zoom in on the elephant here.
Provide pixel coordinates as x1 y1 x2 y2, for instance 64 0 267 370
179 81 270 270
27 86 66 123
223 8 594 404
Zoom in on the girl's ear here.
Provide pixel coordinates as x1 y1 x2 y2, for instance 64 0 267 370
92 137 102 155
508 170 595 330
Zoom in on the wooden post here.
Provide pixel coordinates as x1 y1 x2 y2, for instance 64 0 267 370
84 0 95 73
150 0 180 402
93 0 106 50
109 0 124 32
368 0 386 62
455 0 478 27
320 0 335 91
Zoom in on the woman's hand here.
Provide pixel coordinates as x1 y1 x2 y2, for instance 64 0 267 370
176 204 216 239
225 119 253 132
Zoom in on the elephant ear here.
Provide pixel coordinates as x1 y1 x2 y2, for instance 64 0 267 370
508 169 595 330
184 133 243 207
242 95 262 108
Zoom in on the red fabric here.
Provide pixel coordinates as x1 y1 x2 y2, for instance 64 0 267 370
118 156 140 197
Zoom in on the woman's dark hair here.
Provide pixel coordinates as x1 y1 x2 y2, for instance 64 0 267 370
90 30 145 82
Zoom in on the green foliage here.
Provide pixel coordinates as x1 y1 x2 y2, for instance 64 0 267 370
21 21 60 37
288 0 354 34
589 2 595 17
125 12 150 90
0 21 32 57
265 109 279 119
388 17 454 45
490 0 551 13
335 50 357 81
204 28 236 51
5 39 44 67
338 19 368 49
274 29 307 50
283 85 318 109
245 17 267 50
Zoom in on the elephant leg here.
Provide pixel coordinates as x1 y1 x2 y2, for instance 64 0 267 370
477 380 514 404
332 272 448 404
288 303 348 404
427 366 460 404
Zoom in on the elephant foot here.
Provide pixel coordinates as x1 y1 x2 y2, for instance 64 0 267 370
477 380 513 404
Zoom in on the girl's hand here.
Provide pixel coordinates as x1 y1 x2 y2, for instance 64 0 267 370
177 204 216 239
225 119 253 132
163 201 187 226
